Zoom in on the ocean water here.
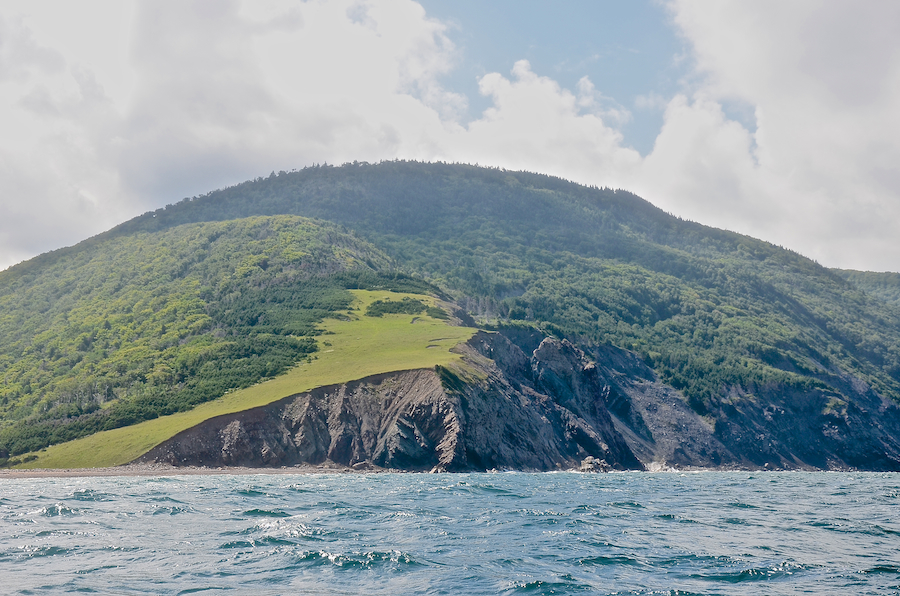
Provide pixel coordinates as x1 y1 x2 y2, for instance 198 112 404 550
0 471 898 595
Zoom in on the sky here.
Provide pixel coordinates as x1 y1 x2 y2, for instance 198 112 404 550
1 1 899 273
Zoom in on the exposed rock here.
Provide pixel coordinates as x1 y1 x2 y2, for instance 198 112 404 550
580 341 900 471
530 338 643 469
139 330 900 472
706 382 900 471
141 332 649 471
579 343 740 470
579 456 611 472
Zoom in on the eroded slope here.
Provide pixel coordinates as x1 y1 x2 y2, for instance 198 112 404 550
141 330 900 472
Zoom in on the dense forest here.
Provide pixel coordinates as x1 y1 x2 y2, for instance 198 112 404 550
2 161 899 464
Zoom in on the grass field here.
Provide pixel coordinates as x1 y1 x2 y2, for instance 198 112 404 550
18 291 476 469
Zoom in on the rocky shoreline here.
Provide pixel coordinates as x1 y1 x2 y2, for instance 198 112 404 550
0 461 366 479
1 458 866 479
138 330 869 473
0 462 791 480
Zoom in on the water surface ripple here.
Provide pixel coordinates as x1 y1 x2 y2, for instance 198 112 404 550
1 472 898 594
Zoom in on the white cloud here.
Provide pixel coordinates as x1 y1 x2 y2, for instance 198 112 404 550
111 0 475 199
635 94 768 227
0 0 464 269
0 7 133 267
440 60 641 185
639 0 900 270
1 0 899 272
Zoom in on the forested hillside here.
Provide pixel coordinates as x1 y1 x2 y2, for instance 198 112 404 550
3 161 900 468
0 215 432 458
100 162 900 410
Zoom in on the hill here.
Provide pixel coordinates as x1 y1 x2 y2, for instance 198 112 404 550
3 161 900 470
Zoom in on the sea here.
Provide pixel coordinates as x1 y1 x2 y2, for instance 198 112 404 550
1 471 898 595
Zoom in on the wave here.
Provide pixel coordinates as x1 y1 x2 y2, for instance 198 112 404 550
1 472 898 594
291 549 422 569
242 508 291 518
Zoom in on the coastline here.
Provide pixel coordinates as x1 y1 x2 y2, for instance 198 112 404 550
0 461 371 479
1 462 855 479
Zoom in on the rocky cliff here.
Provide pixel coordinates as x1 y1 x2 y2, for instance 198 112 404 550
139 332 637 470
140 331 900 471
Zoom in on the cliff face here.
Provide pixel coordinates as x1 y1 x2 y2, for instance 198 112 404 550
582 342 900 471
140 332 647 471
703 380 900 470
140 331 900 471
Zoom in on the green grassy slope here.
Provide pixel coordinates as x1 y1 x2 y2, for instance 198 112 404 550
17 290 475 469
